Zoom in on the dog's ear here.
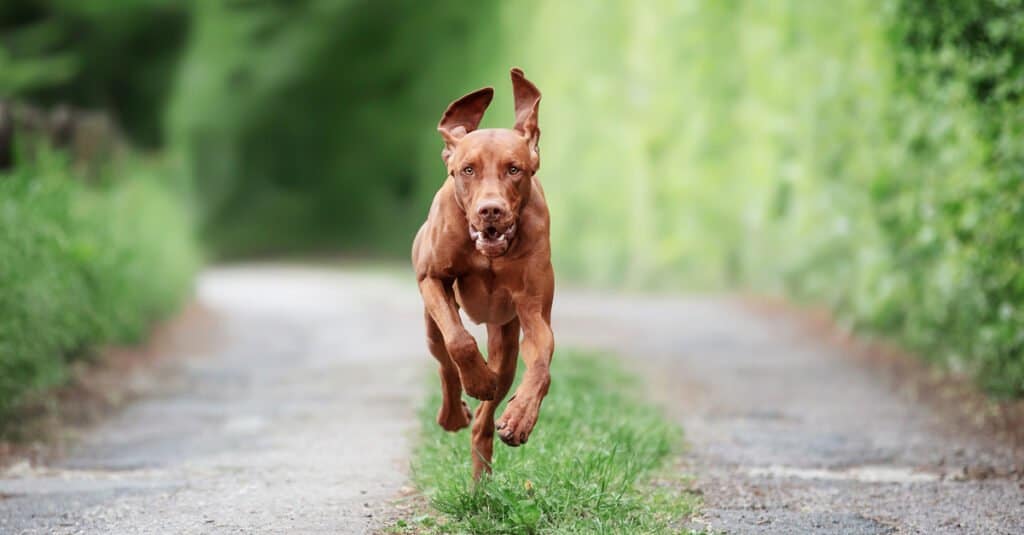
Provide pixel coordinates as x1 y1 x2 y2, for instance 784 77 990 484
511 68 541 167
438 87 494 164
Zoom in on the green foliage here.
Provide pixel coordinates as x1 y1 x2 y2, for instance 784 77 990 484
481 0 1023 396
167 0 503 256
410 351 699 534
7 0 1020 395
877 0 1024 395
0 153 199 420
0 0 190 145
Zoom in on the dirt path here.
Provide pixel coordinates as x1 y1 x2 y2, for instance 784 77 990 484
1 266 427 534
2 266 1022 533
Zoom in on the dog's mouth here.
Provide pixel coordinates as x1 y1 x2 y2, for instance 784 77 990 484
469 222 517 257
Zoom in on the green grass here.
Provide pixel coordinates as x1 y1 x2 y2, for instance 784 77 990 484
405 350 700 534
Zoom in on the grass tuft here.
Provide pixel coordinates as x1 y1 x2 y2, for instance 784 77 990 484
407 350 701 534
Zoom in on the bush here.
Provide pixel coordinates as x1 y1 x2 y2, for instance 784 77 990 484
0 152 199 417
875 0 1024 395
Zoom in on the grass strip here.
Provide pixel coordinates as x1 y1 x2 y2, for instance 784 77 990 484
404 349 700 534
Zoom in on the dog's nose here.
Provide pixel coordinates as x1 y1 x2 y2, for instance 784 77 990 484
477 202 506 222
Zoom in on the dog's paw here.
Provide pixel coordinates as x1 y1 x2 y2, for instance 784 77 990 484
446 332 498 400
437 400 472 432
495 394 540 447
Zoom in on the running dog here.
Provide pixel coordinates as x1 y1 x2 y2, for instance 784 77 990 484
411 68 554 478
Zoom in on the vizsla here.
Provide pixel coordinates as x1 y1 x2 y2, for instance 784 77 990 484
412 68 554 479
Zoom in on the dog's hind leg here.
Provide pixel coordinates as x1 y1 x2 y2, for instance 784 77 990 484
426 310 471 432
471 318 520 479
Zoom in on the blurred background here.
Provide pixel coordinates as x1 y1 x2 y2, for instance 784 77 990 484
1 0 1022 422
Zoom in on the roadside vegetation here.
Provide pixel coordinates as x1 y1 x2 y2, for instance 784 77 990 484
0 3 198 427
403 350 700 534
2 0 1022 427
508 0 1024 397
0 152 199 426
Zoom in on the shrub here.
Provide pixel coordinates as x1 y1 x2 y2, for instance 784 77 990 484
0 152 199 418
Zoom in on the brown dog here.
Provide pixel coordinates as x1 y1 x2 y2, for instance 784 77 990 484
412 68 554 479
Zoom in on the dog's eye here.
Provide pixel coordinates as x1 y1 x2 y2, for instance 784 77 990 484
508 166 520 175
462 166 474 175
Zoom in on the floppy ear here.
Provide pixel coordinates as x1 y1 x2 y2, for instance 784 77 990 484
510 68 541 166
438 87 494 164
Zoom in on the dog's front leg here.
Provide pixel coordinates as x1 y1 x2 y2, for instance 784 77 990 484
419 277 498 401
496 291 553 447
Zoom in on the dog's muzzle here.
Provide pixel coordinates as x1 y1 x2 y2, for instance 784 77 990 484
469 222 517 257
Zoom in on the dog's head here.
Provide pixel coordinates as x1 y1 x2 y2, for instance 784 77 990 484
438 68 541 258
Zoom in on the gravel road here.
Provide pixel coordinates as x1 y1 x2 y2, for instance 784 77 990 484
2 266 1021 533
555 291 1024 534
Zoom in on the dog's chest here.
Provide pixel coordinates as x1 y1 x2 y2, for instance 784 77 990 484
454 268 515 325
